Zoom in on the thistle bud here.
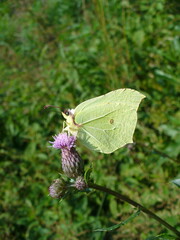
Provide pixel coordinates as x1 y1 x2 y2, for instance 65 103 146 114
74 176 87 190
50 133 84 178
49 178 67 199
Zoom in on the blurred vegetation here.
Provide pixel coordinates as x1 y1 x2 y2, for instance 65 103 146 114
0 0 179 239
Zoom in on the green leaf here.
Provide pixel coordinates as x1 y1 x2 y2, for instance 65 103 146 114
155 70 179 83
146 233 177 240
171 179 180 188
93 208 141 232
84 167 92 184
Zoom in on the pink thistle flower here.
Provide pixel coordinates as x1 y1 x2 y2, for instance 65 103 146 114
50 133 84 178
50 133 76 150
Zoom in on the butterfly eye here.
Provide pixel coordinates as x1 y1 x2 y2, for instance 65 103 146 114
64 110 70 116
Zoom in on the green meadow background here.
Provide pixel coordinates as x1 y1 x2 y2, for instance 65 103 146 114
0 0 179 239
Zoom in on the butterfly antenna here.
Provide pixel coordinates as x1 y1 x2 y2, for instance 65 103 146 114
44 105 61 110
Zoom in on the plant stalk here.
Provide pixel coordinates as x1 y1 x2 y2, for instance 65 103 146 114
88 182 180 237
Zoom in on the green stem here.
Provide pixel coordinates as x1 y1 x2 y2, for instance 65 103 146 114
88 182 180 237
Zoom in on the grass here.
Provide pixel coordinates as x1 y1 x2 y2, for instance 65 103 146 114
0 0 179 239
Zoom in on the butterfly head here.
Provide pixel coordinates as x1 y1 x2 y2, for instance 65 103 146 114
62 109 79 136
62 109 75 122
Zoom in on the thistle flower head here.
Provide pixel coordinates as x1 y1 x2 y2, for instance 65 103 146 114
50 133 76 150
50 132 84 178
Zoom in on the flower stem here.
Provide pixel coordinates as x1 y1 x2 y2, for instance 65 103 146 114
88 182 180 237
